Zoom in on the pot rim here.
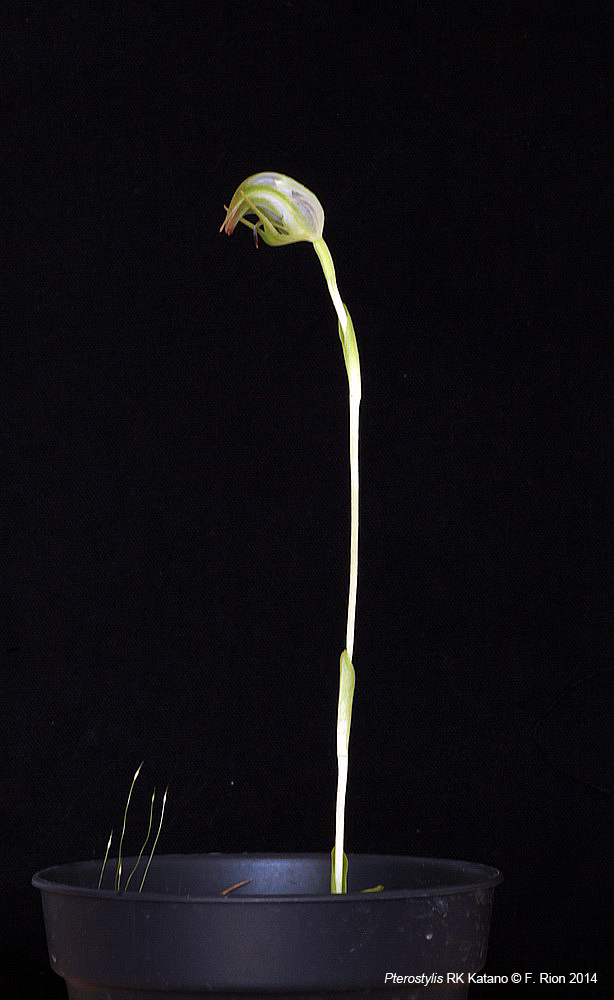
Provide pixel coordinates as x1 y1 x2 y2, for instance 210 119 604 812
32 851 503 903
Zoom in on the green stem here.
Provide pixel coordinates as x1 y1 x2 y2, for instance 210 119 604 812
115 761 143 891
347 390 359 660
123 787 156 891
313 238 361 893
139 786 168 891
313 239 361 650
97 829 113 889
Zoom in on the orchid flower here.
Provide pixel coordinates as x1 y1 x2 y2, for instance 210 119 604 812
221 173 361 893
219 172 324 246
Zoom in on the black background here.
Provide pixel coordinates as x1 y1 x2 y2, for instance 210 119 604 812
4 2 612 997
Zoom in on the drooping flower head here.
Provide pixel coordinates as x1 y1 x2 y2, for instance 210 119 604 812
219 172 324 247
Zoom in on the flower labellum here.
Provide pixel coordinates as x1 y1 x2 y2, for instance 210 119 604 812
219 172 325 247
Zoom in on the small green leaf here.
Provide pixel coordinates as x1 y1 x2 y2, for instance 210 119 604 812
330 846 348 893
338 307 361 398
337 650 355 756
361 884 384 892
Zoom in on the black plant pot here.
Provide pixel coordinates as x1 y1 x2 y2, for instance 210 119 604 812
33 853 501 1000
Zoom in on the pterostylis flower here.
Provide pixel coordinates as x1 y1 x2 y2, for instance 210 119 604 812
219 172 324 247
221 172 361 895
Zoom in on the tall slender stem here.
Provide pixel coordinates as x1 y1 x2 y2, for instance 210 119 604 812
313 238 361 655
313 238 361 893
347 391 360 660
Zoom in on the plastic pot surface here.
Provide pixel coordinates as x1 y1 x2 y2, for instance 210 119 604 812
33 853 502 1000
